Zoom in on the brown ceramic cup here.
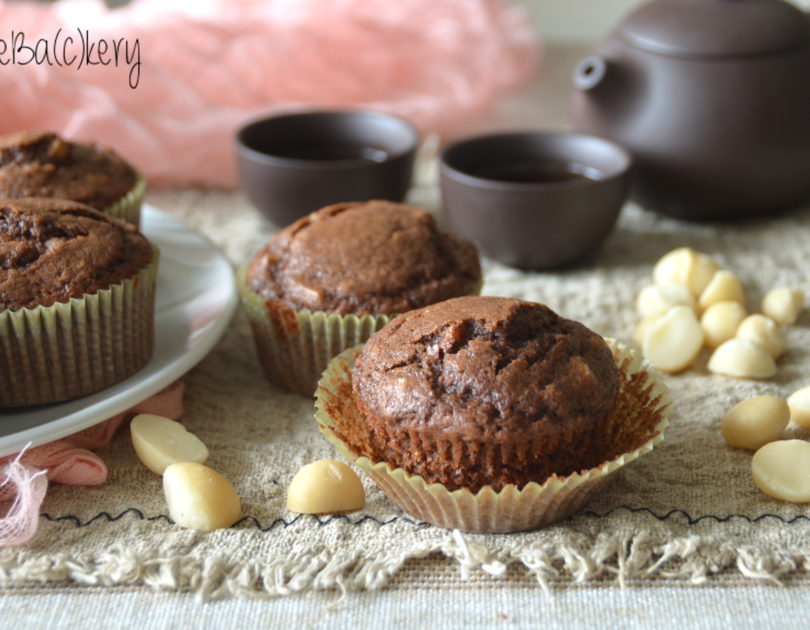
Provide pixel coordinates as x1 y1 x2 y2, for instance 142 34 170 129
235 110 419 226
440 131 632 270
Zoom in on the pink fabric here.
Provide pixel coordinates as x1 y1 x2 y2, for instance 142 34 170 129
0 457 47 548
0 0 539 187
0 381 185 546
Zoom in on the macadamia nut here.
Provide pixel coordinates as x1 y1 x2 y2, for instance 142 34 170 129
634 314 662 346
751 440 810 503
787 386 810 430
700 301 747 349
736 314 784 359
708 338 776 379
688 253 721 297
761 287 805 326
653 247 718 296
636 283 696 318
287 460 365 514
642 305 704 373
721 395 789 450
131 414 209 475
698 270 744 310
163 462 241 532
652 247 694 287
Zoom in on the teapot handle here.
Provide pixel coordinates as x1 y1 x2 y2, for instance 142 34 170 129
573 56 608 91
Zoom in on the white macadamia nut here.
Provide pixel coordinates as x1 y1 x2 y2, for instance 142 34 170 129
653 247 718 296
689 253 721 297
787 386 810 430
736 314 784 359
721 395 790 450
761 287 805 326
708 338 776 379
634 313 662 346
163 463 241 532
131 413 209 475
642 305 704 373
700 301 748 349
287 459 365 514
636 283 696 318
698 270 744 309
653 247 694 286
751 440 810 503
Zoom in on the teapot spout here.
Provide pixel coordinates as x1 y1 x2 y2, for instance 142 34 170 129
574 56 609 91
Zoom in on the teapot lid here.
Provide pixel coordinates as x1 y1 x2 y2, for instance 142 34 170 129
620 0 809 57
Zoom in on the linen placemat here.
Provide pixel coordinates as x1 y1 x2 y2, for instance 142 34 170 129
2 182 809 598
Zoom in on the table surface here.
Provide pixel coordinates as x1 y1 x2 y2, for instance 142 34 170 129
3 45 810 628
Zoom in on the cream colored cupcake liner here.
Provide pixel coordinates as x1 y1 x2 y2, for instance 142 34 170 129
0 245 159 408
103 170 146 226
237 265 394 396
315 338 671 533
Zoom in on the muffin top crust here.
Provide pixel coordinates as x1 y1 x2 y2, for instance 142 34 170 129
0 198 153 311
246 200 481 315
352 295 620 444
0 131 137 210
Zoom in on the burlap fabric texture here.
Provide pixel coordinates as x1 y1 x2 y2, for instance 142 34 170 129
2 184 809 598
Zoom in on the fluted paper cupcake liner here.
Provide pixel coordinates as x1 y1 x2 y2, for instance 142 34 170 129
237 265 394 396
315 338 671 533
0 245 159 407
102 170 146 226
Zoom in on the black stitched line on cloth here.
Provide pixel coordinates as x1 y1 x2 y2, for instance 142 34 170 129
582 506 810 525
235 514 429 531
40 510 429 529
41 508 173 526
40 505 810 530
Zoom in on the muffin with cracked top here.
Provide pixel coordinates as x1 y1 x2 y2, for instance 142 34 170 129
0 130 145 225
315 296 671 533
0 198 158 407
352 296 621 491
239 199 481 395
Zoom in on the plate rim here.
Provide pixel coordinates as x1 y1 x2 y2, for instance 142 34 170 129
0 204 238 457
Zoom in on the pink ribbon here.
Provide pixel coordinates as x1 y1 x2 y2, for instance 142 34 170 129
0 381 185 546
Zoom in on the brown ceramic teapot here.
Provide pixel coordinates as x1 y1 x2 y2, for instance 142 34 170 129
572 0 810 221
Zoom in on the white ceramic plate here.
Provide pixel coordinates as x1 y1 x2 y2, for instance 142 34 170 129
0 205 238 457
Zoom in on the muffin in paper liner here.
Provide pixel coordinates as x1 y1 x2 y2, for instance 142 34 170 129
0 245 159 408
102 169 146 227
237 264 394 396
314 338 671 533
238 265 484 397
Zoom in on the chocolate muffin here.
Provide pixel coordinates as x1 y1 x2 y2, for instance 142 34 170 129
239 200 482 395
246 200 481 315
0 131 143 224
315 296 671 533
0 198 158 407
350 296 621 491
1 198 152 311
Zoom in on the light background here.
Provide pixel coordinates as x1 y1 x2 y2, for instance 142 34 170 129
520 0 810 43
